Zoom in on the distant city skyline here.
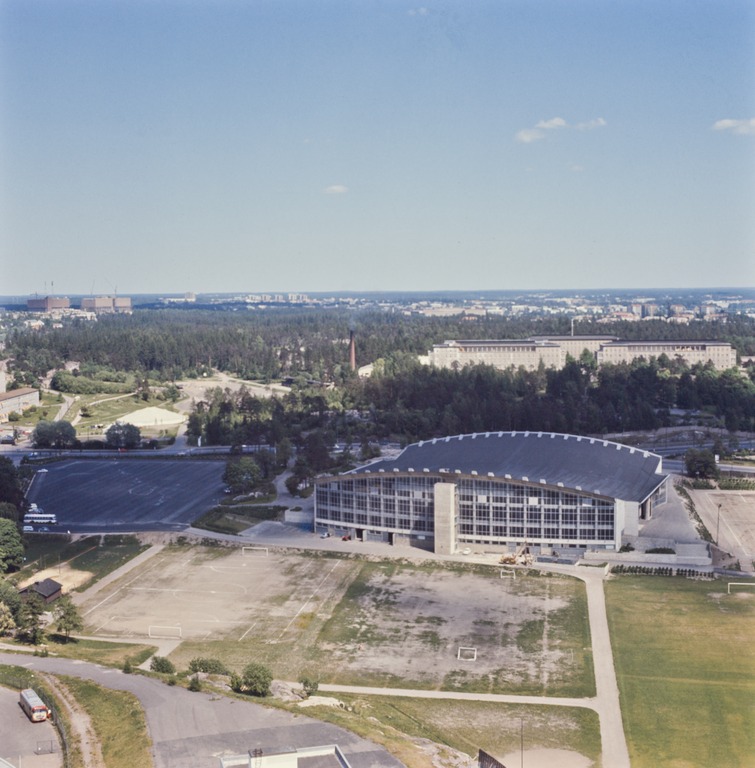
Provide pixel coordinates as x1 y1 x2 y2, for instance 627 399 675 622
1 0 754 295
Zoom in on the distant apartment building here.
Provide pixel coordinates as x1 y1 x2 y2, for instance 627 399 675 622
0 387 40 422
530 335 618 359
426 336 736 372
79 296 132 313
426 339 563 371
27 296 70 312
596 340 737 370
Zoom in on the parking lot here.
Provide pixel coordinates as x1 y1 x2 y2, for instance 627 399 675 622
25 459 226 532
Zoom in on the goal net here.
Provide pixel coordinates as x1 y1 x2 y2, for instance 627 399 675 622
241 546 269 556
457 646 478 661
148 625 183 639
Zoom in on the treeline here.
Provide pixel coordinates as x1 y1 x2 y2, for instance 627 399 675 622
8 309 754 385
188 357 755 449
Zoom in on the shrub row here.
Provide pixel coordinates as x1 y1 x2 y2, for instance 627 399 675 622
612 565 712 578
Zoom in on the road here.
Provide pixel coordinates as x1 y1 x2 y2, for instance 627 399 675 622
0 654 404 768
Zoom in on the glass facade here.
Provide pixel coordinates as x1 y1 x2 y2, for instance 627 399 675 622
315 473 618 547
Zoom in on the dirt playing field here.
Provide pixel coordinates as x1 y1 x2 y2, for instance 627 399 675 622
19 563 94 593
76 546 590 696
317 561 589 693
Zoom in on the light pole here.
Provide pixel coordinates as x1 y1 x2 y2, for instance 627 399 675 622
716 503 721 547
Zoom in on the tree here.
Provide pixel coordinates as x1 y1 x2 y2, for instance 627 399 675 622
684 449 719 480
0 502 19 523
0 519 24 573
53 595 83 641
105 422 141 449
32 420 77 449
0 578 22 620
0 457 24 508
150 656 176 674
232 662 272 696
223 457 262 494
0 601 15 636
16 594 45 645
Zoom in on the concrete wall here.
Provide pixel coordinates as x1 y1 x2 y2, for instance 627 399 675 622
433 482 456 554
583 549 711 567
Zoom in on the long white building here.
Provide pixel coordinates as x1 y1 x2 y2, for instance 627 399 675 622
425 336 736 372
596 340 736 369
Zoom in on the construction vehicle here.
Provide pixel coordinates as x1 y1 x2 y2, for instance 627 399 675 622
500 542 533 566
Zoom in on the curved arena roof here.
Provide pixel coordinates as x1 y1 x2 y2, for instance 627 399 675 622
362 432 665 503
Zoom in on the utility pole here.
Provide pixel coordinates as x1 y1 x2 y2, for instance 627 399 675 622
716 503 721 546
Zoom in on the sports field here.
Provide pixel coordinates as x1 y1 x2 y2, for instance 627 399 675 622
77 546 593 696
606 575 755 767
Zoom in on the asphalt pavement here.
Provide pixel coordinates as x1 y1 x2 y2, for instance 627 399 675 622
0 654 404 768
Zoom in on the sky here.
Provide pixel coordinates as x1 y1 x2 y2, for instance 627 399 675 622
1 0 754 296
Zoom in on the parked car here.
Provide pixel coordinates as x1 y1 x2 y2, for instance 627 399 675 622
23 526 34 533
320 532 330 538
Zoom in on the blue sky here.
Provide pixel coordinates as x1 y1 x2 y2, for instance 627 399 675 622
1 0 753 296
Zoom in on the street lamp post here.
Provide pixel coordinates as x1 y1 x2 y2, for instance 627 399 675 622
716 503 721 547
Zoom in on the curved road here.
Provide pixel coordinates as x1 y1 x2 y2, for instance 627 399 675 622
0 653 404 768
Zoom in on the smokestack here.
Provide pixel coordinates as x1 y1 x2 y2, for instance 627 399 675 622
349 330 356 372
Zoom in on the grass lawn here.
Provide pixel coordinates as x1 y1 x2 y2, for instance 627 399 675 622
274 696 601 768
192 504 286 534
606 576 755 767
59 674 153 768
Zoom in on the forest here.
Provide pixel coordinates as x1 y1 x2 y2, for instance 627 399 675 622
7 308 755 385
3 308 755 491
5 309 755 454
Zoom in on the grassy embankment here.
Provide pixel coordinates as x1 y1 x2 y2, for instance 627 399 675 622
58 674 153 768
192 503 286 534
606 576 755 767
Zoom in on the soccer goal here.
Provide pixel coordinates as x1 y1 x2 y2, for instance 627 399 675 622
148 625 182 640
727 582 755 595
241 546 269 556
457 646 478 661
500 568 516 579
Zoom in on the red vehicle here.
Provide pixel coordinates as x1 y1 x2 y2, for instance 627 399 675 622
341 534 351 541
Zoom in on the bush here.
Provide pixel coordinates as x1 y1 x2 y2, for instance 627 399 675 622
188 675 202 692
188 657 229 675
299 675 319 698
123 658 133 674
150 656 176 674
232 662 272 697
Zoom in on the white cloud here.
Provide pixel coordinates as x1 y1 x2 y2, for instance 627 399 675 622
515 128 546 144
408 7 429 16
323 184 349 195
576 117 607 131
535 117 567 130
515 116 606 144
569 163 585 172
712 118 755 135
